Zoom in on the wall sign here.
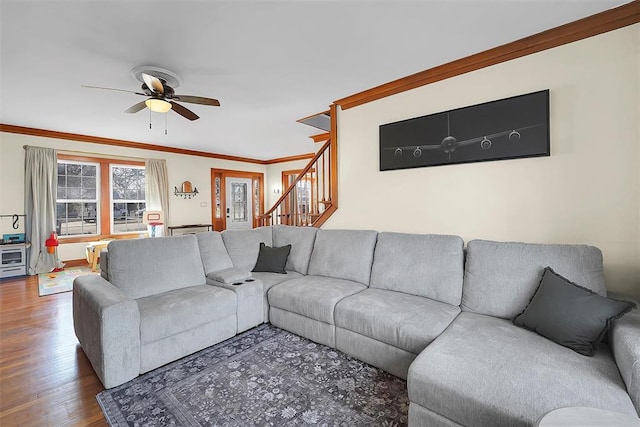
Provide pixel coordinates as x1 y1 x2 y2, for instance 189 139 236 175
174 181 199 199
379 90 550 171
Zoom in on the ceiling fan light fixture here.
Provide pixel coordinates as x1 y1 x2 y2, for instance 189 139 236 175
145 99 172 113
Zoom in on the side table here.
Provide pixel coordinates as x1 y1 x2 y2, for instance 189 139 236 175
85 241 111 271
167 224 212 236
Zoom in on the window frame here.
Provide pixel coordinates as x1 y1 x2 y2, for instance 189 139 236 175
109 163 146 235
56 159 101 237
57 154 147 243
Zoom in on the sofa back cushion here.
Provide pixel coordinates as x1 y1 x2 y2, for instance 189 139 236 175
461 239 606 319
196 231 234 274
370 232 464 306
107 235 206 299
273 225 318 274
307 229 378 285
221 227 273 270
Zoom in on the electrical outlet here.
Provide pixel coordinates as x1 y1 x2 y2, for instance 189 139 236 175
200 202 208 207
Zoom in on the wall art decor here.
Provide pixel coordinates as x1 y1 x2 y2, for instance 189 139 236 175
379 90 550 171
174 181 199 199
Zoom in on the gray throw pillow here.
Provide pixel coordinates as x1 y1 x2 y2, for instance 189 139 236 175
513 267 634 356
252 242 291 274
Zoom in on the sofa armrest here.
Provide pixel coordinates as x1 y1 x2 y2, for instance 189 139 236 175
610 307 640 416
73 274 140 388
206 267 251 284
207 278 264 332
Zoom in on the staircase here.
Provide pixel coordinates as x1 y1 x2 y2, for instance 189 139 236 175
259 105 338 228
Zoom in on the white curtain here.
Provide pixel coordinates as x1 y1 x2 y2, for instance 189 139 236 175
145 159 170 236
24 146 58 274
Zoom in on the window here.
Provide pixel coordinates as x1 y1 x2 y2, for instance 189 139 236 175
111 165 146 233
56 160 100 236
56 155 146 240
231 181 248 222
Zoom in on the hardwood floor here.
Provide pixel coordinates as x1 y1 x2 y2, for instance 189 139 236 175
0 270 107 426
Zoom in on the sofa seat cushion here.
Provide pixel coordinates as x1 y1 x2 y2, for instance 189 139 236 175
137 285 236 344
335 289 460 354
251 270 302 292
408 312 638 427
268 275 366 324
250 270 303 323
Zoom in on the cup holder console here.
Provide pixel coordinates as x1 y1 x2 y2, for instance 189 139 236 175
232 278 255 286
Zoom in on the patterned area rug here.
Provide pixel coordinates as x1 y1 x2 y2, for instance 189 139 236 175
38 267 97 296
97 324 409 426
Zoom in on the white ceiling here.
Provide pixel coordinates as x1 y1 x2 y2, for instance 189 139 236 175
0 0 630 160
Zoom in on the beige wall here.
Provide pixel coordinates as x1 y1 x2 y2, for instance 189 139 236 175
324 24 640 299
0 132 268 261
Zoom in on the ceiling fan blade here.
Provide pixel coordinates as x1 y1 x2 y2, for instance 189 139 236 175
142 73 164 94
173 95 220 106
170 101 199 121
124 101 148 114
82 85 146 96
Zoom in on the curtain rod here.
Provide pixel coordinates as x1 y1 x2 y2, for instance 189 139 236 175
22 145 163 162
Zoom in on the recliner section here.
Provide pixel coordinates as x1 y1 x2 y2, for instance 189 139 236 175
331 232 465 379
73 225 640 427
73 234 238 388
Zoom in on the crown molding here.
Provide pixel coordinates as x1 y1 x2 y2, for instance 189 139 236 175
309 132 330 143
0 124 313 165
334 1 640 110
264 152 315 165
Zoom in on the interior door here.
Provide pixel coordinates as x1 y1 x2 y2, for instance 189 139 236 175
225 177 253 230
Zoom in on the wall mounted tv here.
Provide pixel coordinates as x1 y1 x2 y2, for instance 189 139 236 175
379 90 550 171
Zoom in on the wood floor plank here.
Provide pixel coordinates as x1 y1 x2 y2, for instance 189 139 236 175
0 271 107 426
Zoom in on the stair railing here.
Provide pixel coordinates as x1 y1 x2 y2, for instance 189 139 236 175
259 139 334 227
259 104 338 228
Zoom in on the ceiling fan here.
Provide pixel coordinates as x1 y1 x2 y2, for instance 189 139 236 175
82 66 220 121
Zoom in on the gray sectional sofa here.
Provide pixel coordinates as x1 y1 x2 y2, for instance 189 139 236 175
73 225 640 426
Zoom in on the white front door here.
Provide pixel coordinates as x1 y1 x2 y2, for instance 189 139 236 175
225 177 253 230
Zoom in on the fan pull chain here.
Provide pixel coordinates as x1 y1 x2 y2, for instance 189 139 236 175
149 109 152 129
165 113 168 135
